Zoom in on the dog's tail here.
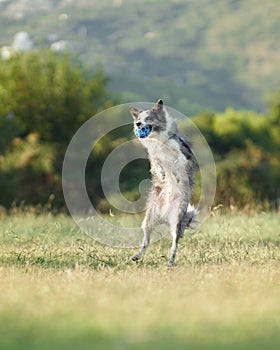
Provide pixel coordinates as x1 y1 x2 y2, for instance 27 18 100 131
185 203 199 232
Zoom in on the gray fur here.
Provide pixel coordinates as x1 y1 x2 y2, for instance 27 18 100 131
130 99 197 266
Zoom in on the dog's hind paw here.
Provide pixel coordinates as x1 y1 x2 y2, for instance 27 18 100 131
131 254 141 262
167 260 176 268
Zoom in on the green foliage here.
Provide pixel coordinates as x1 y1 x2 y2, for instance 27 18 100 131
0 49 117 207
0 133 58 205
0 49 279 210
0 49 114 145
192 108 280 207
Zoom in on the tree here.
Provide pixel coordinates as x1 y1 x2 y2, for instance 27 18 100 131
0 49 117 208
0 49 116 147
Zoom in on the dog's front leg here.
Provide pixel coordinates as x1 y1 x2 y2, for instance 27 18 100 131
151 162 165 182
131 208 153 262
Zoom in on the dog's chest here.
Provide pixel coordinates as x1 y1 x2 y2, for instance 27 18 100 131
141 137 187 182
142 137 178 159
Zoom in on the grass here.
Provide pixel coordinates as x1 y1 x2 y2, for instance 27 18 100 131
0 212 280 349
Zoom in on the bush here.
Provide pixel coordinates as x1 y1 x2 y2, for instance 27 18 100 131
192 108 280 208
0 49 117 208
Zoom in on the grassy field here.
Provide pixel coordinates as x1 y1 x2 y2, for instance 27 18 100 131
0 212 280 350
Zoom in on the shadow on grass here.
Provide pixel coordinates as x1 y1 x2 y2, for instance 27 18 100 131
0 323 279 350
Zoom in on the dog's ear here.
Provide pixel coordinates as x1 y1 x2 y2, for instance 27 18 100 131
130 107 140 120
152 99 164 113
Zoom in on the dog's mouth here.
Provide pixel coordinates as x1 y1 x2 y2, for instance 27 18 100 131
135 123 153 131
146 125 153 132
134 124 152 139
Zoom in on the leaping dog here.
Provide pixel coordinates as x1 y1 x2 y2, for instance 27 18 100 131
130 99 197 266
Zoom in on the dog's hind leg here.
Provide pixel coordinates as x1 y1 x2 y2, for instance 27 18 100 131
131 227 151 261
168 226 181 266
131 208 155 262
168 209 186 266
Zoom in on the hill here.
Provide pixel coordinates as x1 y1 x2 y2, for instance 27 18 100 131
0 0 280 114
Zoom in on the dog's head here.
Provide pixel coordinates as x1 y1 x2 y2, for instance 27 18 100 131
130 99 167 138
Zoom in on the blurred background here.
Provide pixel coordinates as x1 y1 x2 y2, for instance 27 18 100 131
0 0 279 213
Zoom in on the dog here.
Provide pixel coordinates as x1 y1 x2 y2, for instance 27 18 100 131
130 99 197 265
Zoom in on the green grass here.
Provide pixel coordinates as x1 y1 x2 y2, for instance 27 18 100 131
0 212 280 349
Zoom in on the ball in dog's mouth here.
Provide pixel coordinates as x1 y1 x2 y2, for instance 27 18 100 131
134 125 152 139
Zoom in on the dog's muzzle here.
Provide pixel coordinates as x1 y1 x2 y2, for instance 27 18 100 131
134 125 151 139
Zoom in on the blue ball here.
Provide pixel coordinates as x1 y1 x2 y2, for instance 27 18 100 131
134 125 151 139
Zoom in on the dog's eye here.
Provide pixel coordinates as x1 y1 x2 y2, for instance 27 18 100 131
145 117 153 124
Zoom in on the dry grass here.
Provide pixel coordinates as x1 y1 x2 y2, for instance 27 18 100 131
0 212 279 349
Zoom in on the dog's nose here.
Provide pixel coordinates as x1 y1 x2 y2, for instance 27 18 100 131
136 122 142 127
